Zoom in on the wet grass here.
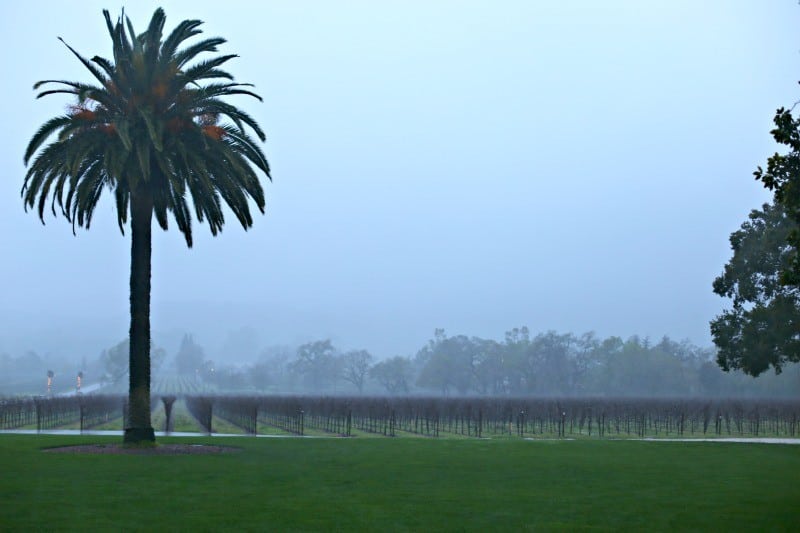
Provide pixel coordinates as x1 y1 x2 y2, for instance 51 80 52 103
0 435 798 531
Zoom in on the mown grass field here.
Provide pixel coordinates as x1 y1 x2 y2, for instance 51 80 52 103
0 435 798 531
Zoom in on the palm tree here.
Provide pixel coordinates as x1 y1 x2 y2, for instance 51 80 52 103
23 9 270 444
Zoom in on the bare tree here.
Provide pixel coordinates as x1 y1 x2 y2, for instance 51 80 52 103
340 350 373 393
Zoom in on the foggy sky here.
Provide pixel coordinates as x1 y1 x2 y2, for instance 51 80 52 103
1 1 798 362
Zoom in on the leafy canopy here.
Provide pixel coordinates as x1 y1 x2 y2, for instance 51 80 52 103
22 8 270 247
711 203 800 375
712 77 800 377
754 101 800 284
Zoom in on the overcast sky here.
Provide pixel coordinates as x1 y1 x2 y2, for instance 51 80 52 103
0 1 798 362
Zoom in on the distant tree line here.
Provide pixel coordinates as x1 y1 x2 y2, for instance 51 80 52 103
151 328 798 397
4 327 796 398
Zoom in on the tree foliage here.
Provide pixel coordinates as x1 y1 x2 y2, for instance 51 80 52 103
711 76 800 377
370 356 413 394
712 94 800 376
100 338 166 383
290 340 340 390
415 331 477 395
754 104 800 285
175 334 208 376
712 203 800 375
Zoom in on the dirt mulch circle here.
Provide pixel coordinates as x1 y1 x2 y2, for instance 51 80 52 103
43 444 240 455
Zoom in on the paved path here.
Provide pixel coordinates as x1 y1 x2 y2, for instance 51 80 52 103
635 437 800 445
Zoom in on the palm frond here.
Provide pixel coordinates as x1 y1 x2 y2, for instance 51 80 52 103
191 82 262 102
91 56 116 78
201 99 266 140
160 19 203 62
57 38 109 86
181 55 237 83
23 115 72 164
143 8 166 64
174 37 226 68
114 184 129 234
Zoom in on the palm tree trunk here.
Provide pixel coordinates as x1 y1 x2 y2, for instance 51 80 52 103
124 188 155 444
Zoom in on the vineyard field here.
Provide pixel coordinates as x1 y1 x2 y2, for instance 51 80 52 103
3 394 799 441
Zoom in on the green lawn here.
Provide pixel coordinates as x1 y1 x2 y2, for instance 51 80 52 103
0 435 797 531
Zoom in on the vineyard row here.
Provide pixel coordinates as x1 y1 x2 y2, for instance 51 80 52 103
0 395 123 431
2 395 798 439
195 395 800 439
